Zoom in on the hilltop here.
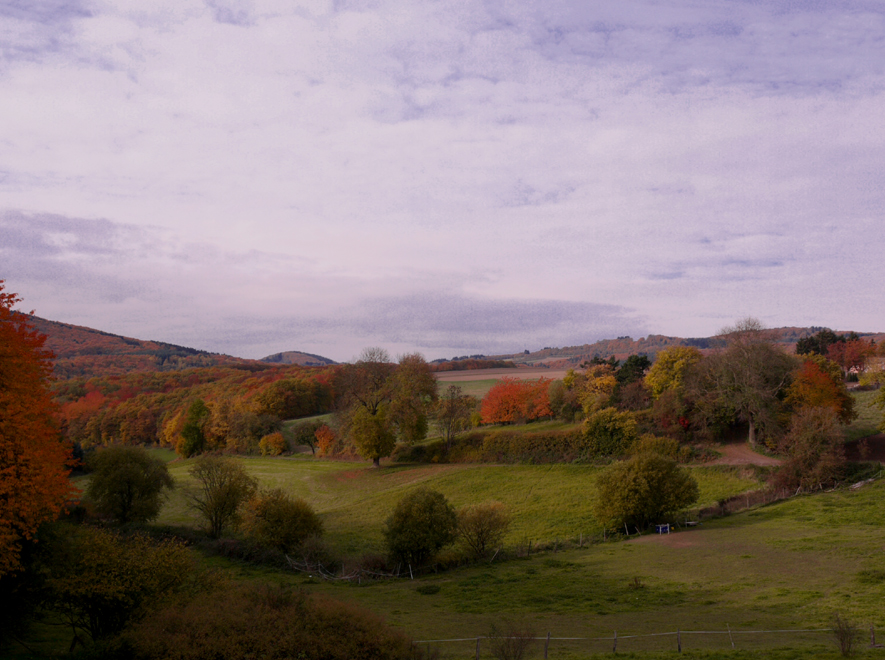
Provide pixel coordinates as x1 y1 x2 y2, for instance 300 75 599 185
260 351 337 367
492 326 885 369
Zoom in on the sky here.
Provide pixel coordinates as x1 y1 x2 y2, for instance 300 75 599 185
1 0 884 363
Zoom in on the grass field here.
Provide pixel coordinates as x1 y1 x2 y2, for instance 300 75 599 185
195 474 885 658
846 390 883 442
146 458 762 555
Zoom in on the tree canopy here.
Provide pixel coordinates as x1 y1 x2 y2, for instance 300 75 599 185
0 282 73 576
86 445 174 524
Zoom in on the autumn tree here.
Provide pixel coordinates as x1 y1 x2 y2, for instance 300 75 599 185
773 407 847 492
187 456 258 538
644 346 703 399
177 398 210 457
0 282 72 577
86 446 174 524
335 349 437 466
435 385 477 450
480 377 552 424
785 356 855 424
827 338 876 379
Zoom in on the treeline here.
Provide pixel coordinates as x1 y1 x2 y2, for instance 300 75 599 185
429 358 516 372
28 315 248 379
53 364 338 454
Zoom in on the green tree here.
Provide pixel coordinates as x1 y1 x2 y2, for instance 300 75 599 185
177 398 209 457
186 456 258 538
335 348 436 466
435 385 476 450
593 453 699 531
241 489 322 553
384 488 457 568
796 328 841 356
616 354 651 385
46 526 192 645
686 319 797 446
86 446 174 524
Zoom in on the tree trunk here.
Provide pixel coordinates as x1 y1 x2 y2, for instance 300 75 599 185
373 457 381 468
747 418 756 447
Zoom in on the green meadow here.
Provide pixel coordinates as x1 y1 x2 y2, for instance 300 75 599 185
150 458 761 554
176 463 885 658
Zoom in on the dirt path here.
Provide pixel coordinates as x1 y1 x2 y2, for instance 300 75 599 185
710 441 782 466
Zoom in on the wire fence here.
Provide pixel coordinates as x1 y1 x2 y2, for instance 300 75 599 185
412 624 881 658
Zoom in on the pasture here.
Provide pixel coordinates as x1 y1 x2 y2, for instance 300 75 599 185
194 470 885 658
151 458 761 555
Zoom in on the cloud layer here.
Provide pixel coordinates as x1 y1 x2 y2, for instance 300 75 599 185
2 1 884 360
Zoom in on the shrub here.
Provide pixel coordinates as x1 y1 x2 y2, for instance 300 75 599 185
314 424 339 456
457 501 510 560
772 407 847 492
45 526 193 643
187 456 258 538
257 432 287 456
628 434 692 463
122 582 421 660
832 612 860 657
241 489 322 553
487 619 536 660
384 488 457 568
85 446 174 524
593 452 699 531
583 407 639 456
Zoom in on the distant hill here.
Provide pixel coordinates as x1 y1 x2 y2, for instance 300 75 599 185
261 351 337 367
493 327 885 369
27 316 249 379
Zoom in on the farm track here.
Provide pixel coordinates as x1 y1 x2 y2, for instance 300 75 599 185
710 441 782 466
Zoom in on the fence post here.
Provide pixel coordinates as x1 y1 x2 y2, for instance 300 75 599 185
544 631 550 659
677 629 681 652
475 637 480 660
613 630 617 653
727 623 735 649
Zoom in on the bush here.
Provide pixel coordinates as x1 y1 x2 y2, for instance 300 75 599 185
593 452 699 531
85 446 174 524
241 489 322 553
384 488 457 568
257 432 287 456
628 434 692 463
582 407 638 456
45 526 193 643
457 502 510 560
121 582 421 660
487 619 536 660
772 407 847 492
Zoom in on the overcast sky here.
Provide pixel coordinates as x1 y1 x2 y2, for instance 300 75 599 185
2 0 884 362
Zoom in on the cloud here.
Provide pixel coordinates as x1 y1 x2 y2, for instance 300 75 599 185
2 1 885 359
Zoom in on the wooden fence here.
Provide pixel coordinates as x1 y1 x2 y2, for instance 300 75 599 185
414 624 882 658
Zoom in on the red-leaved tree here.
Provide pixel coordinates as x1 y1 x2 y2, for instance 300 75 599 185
480 377 552 424
0 282 73 576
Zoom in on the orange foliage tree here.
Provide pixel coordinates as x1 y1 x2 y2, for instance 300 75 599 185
480 377 552 424
0 282 73 576
785 356 856 424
